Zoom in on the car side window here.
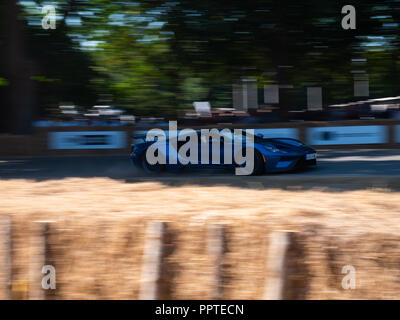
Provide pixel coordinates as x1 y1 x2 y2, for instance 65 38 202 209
177 133 200 148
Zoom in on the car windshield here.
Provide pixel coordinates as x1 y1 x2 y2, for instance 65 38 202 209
270 138 304 146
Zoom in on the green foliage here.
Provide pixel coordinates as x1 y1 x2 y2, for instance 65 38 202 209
11 0 400 117
0 77 9 86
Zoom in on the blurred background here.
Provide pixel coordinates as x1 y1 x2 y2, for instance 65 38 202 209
2 0 400 131
1 0 400 300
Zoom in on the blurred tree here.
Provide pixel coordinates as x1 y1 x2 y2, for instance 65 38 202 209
0 0 38 133
2 0 400 132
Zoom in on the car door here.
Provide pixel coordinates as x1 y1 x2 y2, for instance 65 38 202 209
177 131 201 166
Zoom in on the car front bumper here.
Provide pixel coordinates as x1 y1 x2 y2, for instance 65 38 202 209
265 153 317 172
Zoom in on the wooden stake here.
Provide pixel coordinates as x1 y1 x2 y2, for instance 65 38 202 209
208 224 226 299
139 222 165 300
29 221 53 300
264 231 293 300
0 216 12 299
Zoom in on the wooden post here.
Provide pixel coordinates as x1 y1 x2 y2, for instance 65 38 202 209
139 222 165 300
29 221 53 300
264 231 293 300
0 216 12 299
208 224 226 300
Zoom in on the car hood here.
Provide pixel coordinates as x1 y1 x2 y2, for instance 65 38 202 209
259 138 315 153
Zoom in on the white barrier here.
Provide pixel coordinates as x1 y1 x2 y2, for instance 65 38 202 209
395 125 400 143
48 131 126 149
307 125 388 145
134 128 299 140
46 124 398 153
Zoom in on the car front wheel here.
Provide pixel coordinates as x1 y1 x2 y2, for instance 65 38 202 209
234 149 265 176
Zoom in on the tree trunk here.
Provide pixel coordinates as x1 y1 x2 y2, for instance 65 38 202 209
0 0 37 134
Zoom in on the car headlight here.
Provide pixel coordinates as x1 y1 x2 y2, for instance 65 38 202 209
263 145 287 153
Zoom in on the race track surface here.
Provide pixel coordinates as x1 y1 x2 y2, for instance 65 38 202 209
1 149 400 177
0 149 400 191
0 149 399 190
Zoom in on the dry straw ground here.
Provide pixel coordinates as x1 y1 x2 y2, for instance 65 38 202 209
1 177 400 299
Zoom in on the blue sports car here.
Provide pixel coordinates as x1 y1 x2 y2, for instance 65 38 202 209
130 130 317 175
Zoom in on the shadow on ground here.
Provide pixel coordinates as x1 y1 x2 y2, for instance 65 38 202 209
0 149 400 191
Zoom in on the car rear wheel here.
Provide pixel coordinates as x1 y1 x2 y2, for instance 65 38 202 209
141 154 165 174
